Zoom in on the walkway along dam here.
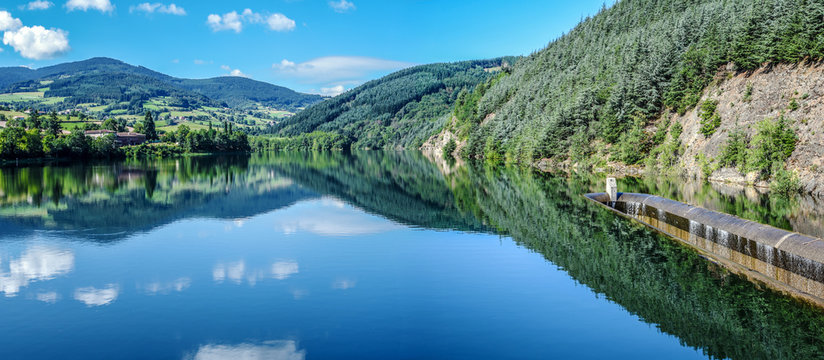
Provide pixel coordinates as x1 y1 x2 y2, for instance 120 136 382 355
586 184 824 307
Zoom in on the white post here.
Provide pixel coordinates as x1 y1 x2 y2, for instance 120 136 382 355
606 177 617 202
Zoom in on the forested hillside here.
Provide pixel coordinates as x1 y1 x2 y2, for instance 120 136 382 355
454 0 824 164
0 57 322 113
262 58 516 149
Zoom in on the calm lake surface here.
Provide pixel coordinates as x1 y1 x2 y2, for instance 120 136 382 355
1 151 823 360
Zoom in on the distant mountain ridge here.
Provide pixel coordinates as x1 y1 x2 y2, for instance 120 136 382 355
0 57 322 111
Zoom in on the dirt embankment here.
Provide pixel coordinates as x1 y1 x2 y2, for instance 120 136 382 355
672 62 824 195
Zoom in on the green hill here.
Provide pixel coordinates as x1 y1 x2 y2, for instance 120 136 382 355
262 57 517 149
270 0 824 168
0 57 323 116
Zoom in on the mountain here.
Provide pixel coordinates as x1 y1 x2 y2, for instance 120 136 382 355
262 57 517 149
0 57 322 113
269 0 824 193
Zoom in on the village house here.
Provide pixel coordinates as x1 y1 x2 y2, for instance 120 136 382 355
84 130 147 147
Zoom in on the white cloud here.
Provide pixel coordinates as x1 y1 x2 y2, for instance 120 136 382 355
26 1 54 10
188 340 306 360
221 65 248 78
65 0 114 13
3 25 70 60
207 11 242 33
130 3 186 16
0 11 23 31
273 56 413 84
266 13 295 32
74 284 119 306
320 85 346 97
194 59 208 65
329 0 355 13
271 260 299 280
0 245 74 297
207 9 294 33
171 58 179 63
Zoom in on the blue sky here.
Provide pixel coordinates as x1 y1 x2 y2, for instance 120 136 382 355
0 0 609 95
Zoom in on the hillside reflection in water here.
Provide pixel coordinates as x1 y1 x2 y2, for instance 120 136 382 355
0 151 822 360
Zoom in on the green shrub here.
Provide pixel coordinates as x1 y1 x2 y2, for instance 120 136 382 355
770 164 800 195
743 83 753 102
443 138 457 158
747 116 798 177
718 127 748 169
788 98 799 111
698 100 722 137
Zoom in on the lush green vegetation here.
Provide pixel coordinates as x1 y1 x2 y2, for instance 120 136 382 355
0 109 251 161
0 57 321 112
162 122 251 153
453 0 824 164
260 58 517 149
265 0 819 190
250 132 349 152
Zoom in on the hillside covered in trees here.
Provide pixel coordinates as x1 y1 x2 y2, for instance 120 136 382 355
274 0 824 192
260 58 517 149
454 0 824 163
0 57 322 112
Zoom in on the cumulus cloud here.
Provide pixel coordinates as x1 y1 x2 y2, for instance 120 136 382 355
266 13 295 31
320 85 346 97
0 245 74 297
26 1 54 10
207 11 242 33
220 65 248 77
74 284 119 306
130 3 186 16
273 56 413 84
0 11 23 31
329 0 355 13
188 340 306 360
66 0 114 13
3 25 70 60
207 9 294 33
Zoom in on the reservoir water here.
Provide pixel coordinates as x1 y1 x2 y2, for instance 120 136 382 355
0 151 822 359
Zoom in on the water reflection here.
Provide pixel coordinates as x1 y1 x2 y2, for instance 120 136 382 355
274 199 402 236
0 152 822 359
73 284 119 306
0 245 74 297
213 260 299 285
35 291 59 303
142 277 191 295
187 340 305 360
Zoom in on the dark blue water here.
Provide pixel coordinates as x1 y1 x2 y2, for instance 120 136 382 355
0 152 821 359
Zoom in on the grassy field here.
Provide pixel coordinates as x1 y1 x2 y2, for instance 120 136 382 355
0 92 44 101
158 122 212 132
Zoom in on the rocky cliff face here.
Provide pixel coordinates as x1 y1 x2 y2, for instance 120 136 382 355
672 62 824 195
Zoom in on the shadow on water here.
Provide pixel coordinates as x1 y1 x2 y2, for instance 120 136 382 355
1 151 823 359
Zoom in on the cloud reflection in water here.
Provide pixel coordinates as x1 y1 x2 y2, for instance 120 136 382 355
0 245 74 297
187 340 305 360
213 260 299 285
74 284 119 306
275 198 402 236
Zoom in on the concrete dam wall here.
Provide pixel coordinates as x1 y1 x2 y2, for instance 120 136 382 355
586 191 824 306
